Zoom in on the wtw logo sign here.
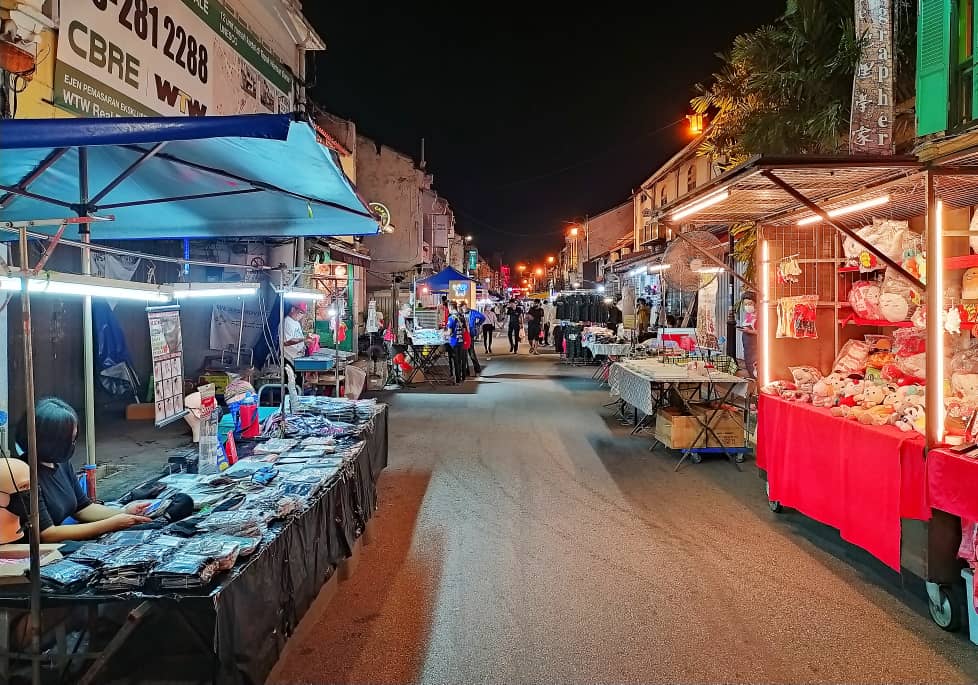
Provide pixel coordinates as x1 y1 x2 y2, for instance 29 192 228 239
154 75 207 116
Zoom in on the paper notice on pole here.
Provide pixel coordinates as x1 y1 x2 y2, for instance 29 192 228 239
148 306 187 426
696 277 720 350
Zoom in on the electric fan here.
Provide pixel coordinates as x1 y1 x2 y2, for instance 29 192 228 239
661 230 727 293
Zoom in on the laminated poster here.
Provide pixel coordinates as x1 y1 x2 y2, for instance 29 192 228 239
148 306 187 427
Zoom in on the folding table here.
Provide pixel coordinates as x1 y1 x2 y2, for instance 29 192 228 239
403 344 451 386
609 359 750 470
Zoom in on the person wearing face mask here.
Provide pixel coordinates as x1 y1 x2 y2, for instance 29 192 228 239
11 398 151 543
0 457 30 544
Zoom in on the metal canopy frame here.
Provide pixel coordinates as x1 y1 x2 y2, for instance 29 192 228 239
658 151 978 451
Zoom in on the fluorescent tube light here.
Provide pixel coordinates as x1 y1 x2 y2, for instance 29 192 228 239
1 269 170 302
647 264 671 273
282 287 326 302
169 283 259 299
797 195 890 226
693 266 725 274
670 190 729 221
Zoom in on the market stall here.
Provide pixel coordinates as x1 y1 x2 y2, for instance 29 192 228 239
0 113 385 682
0 400 388 684
656 153 978 632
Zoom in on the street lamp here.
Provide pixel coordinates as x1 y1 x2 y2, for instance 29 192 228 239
534 267 543 276
547 256 555 264
465 235 473 243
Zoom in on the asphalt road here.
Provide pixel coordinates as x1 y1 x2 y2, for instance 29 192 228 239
269 351 978 684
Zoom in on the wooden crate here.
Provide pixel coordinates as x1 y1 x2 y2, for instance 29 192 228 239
655 404 745 449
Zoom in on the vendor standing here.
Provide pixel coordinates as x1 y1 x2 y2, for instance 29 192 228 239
282 302 311 380
12 398 151 542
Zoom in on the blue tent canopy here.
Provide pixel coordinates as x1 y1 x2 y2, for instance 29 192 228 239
0 114 378 240
416 267 479 291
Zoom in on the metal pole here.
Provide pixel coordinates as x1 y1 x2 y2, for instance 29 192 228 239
726 232 737 357
19 225 42 685
334 292 341 397
925 171 941 450
279 269 286 432
235 299 246 367
78 148 96 470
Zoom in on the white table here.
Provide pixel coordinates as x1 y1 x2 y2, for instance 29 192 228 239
609 359 750 470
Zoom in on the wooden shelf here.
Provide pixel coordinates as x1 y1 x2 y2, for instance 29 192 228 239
839 314 914 328
838 266 861 273
945 255 978 270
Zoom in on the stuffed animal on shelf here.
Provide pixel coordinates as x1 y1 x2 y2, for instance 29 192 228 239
855 383 887 409
895 401 926 433
812 373 847 408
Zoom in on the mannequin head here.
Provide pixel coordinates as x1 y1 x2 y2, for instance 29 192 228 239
0 458 30 544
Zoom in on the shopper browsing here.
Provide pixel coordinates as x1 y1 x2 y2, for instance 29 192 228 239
444 303 467 384
461 303 485 374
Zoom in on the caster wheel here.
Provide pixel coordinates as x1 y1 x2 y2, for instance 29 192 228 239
928 585 962 632
766 481 783 513
735 453 746 463
690 453 703 464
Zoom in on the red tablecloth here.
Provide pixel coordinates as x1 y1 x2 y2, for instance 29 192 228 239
927 448 978 521
757 394 928 571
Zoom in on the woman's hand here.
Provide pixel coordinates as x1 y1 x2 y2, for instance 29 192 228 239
104 513 152 531
124 501 153 516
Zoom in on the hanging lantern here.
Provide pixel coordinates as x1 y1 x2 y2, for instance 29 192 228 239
686 113 705 135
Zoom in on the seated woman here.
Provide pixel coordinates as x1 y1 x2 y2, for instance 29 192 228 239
12 398 151 542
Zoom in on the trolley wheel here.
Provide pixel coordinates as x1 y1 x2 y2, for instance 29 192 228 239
690 452 703 464
928 585 963 632
766 481 783 513
735 452 746 464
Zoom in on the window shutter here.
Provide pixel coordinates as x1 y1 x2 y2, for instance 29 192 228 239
917 0 952 135
973 0 978 116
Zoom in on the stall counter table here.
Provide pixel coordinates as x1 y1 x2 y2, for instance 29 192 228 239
927 448 978 522
757 394 928 571
0 408 389 685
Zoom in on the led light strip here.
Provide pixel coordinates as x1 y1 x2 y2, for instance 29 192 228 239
797 195 890 226
1 269 171 302
670 190 730 221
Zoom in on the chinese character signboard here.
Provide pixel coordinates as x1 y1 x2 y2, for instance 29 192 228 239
467 249 478 272
148 306 186 427
54 0 293 118
850 0 894 154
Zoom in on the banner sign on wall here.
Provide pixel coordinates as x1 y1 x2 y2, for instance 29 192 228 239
209 302 264 352
850 0 894 155
54 0 294 118
147 306 187 426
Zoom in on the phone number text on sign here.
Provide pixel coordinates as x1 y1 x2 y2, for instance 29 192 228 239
91 0 208 84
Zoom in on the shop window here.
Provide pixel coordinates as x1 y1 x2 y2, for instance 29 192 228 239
686 164 697 193
659 187 667 208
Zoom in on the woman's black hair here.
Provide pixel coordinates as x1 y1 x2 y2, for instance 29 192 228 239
14 398 78 463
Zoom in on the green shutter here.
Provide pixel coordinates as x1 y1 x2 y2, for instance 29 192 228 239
918 0 953 135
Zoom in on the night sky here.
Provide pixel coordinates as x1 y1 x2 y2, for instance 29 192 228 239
307 2 786 265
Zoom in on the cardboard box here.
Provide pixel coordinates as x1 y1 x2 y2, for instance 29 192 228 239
125 403 156 421
691 403 746 448
655 404 745 449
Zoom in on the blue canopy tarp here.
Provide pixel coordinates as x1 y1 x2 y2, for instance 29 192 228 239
0 114 378 240
416 267 478 292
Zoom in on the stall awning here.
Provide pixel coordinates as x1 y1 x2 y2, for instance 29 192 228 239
611 248 660 273
325 239 371 268
416 267 477 291
655 155 925 228
0 114 379 240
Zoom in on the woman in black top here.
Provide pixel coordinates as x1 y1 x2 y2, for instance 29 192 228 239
11 398 151 542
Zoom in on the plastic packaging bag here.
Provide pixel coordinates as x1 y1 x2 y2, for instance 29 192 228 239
848 281 882 320
789 366 822 394
843 219 908 273
777 295 819 339
833 339 872 375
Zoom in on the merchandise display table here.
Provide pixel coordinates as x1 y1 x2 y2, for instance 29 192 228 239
927 448 978 522
403 344 451 386
757 394 928 571
0 408 389 685
609 360 749 468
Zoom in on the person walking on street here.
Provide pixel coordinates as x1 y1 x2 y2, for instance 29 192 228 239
481 305 498 357
542 299 556 346
461 303 485 375
526 300 544 355
506 299 524 354
444 303 466 384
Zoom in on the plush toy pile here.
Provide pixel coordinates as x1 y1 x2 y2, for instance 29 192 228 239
762 333 928 434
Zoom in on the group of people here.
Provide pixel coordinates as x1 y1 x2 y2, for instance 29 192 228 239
434 296 559 383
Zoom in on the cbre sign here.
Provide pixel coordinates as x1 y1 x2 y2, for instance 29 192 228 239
54 0 293 118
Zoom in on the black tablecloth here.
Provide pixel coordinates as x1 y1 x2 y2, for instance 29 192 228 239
0 406 389 685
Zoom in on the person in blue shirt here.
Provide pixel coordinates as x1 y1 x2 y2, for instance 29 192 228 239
461 303 485 375
444 303 466 384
